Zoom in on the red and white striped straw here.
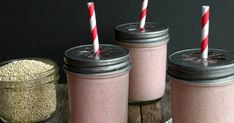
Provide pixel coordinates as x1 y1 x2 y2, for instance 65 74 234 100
201 6 210 60
87 2 100 55
139 0 148 31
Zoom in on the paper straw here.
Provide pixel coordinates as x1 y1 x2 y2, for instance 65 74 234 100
139 0 148 31
201 6 210 60
87 2 100 55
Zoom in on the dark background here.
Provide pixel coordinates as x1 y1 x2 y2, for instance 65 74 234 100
1 0 234 83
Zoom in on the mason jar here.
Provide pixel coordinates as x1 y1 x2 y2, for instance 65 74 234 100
115 22 169 103
0 58 59 123
64 44 131 123
168 48 234 123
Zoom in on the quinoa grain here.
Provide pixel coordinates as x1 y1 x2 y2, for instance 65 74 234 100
0 59 58 123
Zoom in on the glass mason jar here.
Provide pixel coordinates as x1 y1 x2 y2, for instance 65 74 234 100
168 49 234 123
0 58 59 123
64 44 131 123
115 22 169 103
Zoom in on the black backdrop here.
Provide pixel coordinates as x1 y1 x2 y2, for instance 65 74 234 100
1 0 234 83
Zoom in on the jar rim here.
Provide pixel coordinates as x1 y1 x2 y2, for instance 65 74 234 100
0 58 59 84
115 22 169 44
63 44 131 74
167 48 234 81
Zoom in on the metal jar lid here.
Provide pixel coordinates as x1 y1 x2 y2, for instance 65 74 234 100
167 48 234 81
64 44 131 75
115 22 169 45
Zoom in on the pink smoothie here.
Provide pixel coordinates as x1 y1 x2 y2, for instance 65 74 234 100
171 78 234 123
122 43 167 101
64 44 131 123
115 22 169 102
168 48 234 123
67 71 129 123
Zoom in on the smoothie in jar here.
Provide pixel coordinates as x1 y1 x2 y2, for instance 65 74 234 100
168 48 234 123
115 22 169 103
64 44 131 123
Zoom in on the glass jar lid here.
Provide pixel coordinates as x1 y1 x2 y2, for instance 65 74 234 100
0 58 59 88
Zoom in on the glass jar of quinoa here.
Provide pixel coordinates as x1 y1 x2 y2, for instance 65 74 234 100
0 58 59 123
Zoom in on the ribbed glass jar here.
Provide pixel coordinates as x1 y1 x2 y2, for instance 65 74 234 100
64 44 131 123
168 49 234 123
115 22 169 103
0 58 59 123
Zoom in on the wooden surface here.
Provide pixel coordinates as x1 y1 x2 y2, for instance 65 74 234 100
127 79 171 123
1 81 171 123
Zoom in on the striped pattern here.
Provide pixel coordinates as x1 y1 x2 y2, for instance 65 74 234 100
201 6 210 59
88 2 100 55
139 0 148 31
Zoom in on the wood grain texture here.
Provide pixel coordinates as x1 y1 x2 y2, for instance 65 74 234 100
127 79 171 123
128 105 142 123
141 101 161 123
161 78 172 122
